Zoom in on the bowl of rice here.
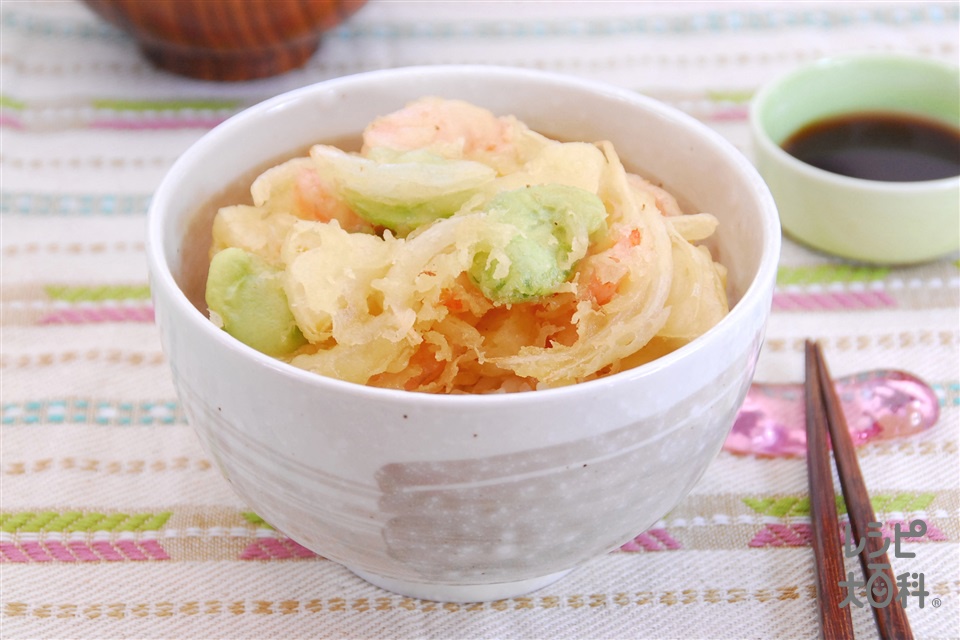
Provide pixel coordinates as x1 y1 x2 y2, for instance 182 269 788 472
147 65 780 602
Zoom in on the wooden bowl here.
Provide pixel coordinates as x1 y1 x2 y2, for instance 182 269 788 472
83 0 366 81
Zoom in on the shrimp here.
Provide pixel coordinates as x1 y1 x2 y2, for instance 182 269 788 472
251 157 372 233
361 97 549 174
578 226 642 306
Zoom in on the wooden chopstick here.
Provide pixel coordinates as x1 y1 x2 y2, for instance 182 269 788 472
812 340 915 640
804 340 856 638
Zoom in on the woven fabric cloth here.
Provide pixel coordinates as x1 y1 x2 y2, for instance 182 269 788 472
2 2 958 638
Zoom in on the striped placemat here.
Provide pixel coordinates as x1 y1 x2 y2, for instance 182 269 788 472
2 2 957 638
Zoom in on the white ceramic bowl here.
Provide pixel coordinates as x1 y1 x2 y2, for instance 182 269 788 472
147 66 780 603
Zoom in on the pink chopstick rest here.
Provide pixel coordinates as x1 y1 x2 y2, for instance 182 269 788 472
724 370 940 457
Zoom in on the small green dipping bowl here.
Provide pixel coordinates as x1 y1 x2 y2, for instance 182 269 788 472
750 53 959 265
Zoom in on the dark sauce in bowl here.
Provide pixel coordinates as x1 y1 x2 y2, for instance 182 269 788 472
782 112 960 182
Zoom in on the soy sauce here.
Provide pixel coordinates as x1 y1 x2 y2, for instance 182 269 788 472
781 112 960 182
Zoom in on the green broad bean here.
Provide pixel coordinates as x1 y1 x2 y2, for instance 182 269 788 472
205 247 307 356
469 184 607 303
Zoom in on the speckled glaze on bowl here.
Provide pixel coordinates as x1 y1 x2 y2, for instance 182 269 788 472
146 66 780 602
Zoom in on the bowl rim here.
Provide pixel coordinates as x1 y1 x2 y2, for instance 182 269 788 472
147 64 781 407
749 52 960 193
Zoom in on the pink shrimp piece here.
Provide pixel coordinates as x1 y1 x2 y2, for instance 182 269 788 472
293 169 369 232
580 227 642 305
362 97 515 158
254 158 371 233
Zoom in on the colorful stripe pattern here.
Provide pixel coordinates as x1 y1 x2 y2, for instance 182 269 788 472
773 265 960 312
2 400 184 426
3 285 156 327
45 285 151 302
0 512 173 563
3 5 957 41
744 492 937 517
39 285 154 325
772 290 897 311
238 513 319 560
0 96 242 132
38 306 154 325
620 529 682 552
0 91 755 132
1 511 172 532
744 493 948 547
777 265 892 285
774 265 894 312
1 192 152 216
1 495 950 564
240 538 318 561
1 539 169 563
748 521 948 548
